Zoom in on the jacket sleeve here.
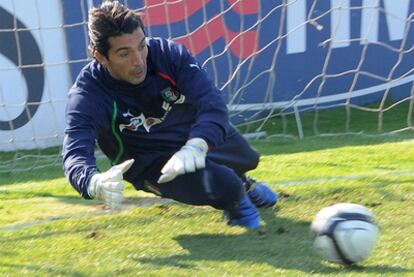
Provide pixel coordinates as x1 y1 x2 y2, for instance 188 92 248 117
167 41 230 148
62 89 99 199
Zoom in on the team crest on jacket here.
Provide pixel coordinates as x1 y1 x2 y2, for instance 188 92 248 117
161 87 185 104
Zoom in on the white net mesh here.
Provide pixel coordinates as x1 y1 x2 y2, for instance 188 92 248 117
0 0 70 171
1 0 414 172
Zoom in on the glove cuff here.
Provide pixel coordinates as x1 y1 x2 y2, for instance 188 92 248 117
87 173 100 198
186 138 208 153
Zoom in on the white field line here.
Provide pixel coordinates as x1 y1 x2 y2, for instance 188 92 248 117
274 169 414 186
0 198 175 231
0 211 108 231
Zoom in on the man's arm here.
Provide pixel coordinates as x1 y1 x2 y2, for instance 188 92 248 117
62 91 99 198
174 47 230 147
156 39 230 182
62 90 133 210
153 38 230 148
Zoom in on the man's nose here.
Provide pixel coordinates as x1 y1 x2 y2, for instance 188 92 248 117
132 50 144 66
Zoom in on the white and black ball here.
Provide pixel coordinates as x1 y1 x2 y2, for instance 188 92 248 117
310 203 379 265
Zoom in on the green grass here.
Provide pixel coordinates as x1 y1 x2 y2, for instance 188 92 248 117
1 134 414 276
238 100 414 137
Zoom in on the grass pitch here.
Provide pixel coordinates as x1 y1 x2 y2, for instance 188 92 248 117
1 133 414 276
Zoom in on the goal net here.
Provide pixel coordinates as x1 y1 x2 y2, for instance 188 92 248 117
1 0 414 172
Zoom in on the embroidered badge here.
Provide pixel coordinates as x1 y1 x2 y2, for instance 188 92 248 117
161 86 179 103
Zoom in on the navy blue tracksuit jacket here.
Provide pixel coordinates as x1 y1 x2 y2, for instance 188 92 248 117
63 37 258 210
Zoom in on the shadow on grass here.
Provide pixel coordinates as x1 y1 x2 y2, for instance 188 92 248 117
133 211 412 275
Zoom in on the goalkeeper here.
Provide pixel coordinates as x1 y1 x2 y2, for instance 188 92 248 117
62 0 278 229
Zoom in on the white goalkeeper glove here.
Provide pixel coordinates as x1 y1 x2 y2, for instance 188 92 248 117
87 159 134 211
158 138 208 183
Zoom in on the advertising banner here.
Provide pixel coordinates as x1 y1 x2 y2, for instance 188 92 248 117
0 0 71 151
1 0 413 150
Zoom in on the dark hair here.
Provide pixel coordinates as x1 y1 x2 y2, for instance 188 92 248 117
88 1 145 58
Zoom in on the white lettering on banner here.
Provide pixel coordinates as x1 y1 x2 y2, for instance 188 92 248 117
286 0 410 54
361 0 410 43
287 0 306 54
331 0 350 48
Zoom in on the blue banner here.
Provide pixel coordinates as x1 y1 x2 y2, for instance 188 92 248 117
61 0 414 113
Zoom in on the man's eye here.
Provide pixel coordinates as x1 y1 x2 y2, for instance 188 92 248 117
119 52 128 57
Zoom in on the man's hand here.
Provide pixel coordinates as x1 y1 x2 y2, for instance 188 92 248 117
87 159 134 211
158 138 208 183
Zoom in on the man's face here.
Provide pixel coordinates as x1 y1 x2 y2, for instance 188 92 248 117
97 28 148 85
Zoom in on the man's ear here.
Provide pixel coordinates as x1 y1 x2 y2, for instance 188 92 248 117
94 51 109 67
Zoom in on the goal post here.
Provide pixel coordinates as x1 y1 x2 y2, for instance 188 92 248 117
1 0 414 172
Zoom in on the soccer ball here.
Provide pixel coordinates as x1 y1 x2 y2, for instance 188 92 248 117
310 203 379 265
